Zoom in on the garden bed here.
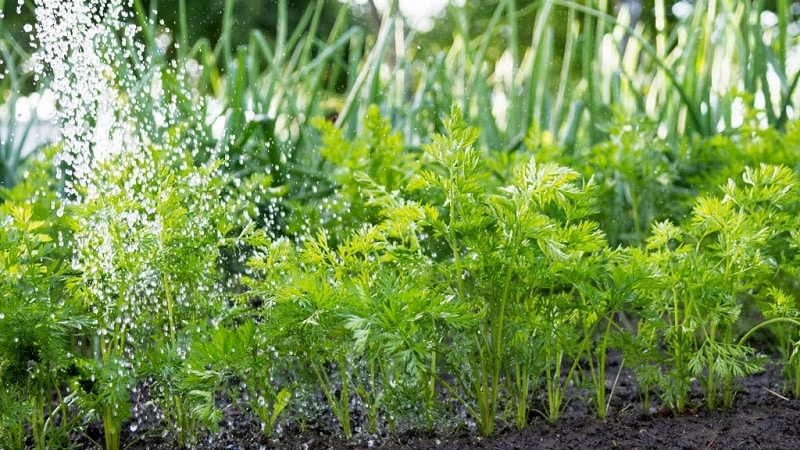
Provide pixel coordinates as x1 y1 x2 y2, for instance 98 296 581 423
117 363 800 449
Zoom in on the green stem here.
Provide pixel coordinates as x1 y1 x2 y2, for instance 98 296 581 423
593 320 612 420
444 146 466 300
795 358 800 400
366 359 378 434
162 272 177 342
432 373 480 423
737 317 800 347
339 357 351 438
489 246 519 426
309 358 351 438
706 322 717 410
102 405 121 450
607 358 624 415
31 394 43 449
545 351 563 422
670 285 686 411
513 363 530 429
428 346 437 404
721 327 735 408
473 332 494 435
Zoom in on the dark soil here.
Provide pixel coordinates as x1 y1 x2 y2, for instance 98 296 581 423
118 364 800 450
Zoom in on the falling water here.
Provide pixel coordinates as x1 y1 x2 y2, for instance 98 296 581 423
30 1 230 444
33 0 136 196
31 0 207 198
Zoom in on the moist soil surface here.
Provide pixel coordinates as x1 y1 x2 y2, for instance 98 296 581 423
118 363 800 450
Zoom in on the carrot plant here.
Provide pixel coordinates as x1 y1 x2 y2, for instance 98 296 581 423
180 319 292 436
702 164 800 406
725 158 800 399
743 287 800 399
395 106 607 432
7 0 800 444
287 104 412 240
624 163 800 412
244 203 471 436
0 150 87 450
0 205 78 449
245 105 611 435
243 234 357 438
575 113 684 246
69 144 236 447
242 107 473 434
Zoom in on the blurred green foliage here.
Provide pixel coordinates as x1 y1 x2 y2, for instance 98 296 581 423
151 0 343 49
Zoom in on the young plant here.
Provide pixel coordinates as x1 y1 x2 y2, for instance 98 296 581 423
399 105 609 432
575 112 684 246
288 104 412 240
69 144 235 448
0 196 86 449
741 286 800 399
244 105 482 433
626 164 799 412
243 234 357 437
244 208 466 437
722 161 800 399
578 250 644 421
342 177 476 432
181 319 292 437
702 164 800 406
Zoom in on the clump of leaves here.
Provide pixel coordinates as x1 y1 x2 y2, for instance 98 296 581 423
181 319 291 437
624 164 799 412
574 112 684 247
243 204 470 436
68 143 238 448
252 105 617 435
727 160 800 399
286 104 414 241
404 106 611 432
747 286 800 398
0 151 87 450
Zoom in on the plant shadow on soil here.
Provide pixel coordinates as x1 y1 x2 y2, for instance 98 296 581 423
113 359 800 450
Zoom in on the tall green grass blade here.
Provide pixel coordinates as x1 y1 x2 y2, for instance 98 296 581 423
217 0 234 66
557 0 709 136
321 5 353 95
552 6 577 141
448 2 503 148
505 0 520 138
177 0 188 59
0 36 33 189
523 0 554 141
292 0 324 67
276 0 288 66
777 0 788 76
132 0 156 53
580 0 601 143
335 8 395 131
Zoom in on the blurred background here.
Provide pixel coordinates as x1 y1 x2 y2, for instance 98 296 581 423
2 0 800 202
